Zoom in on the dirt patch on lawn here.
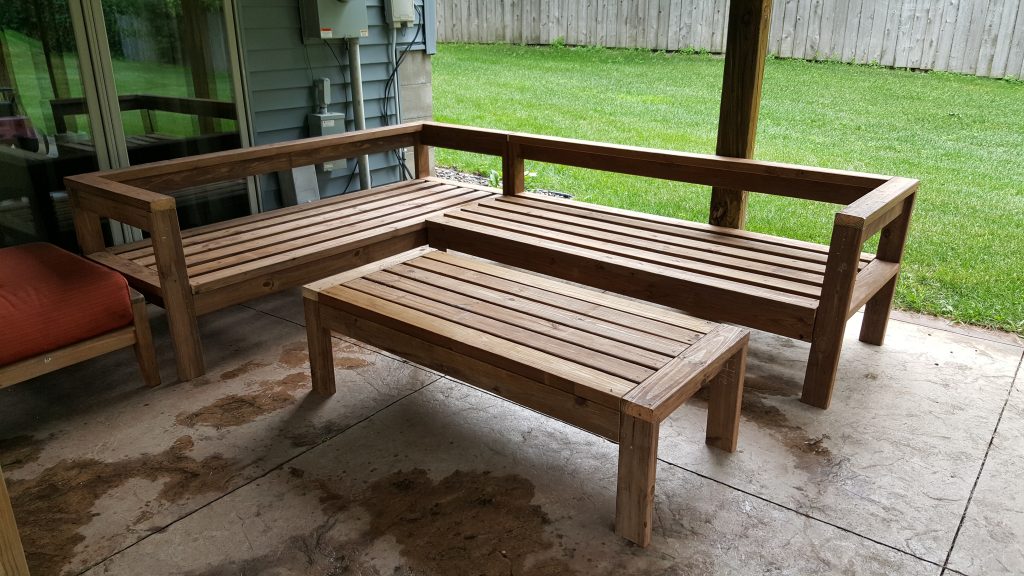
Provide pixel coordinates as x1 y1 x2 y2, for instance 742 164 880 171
8 435 235 576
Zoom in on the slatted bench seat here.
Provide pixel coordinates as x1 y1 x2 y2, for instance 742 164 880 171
106 179 494 305
428 191 882 338
426 186 910 409
413 126 918 410
303 249 749 547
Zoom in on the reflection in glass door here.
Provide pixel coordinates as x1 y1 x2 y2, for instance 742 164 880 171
95 0 251 229
0 0 251 249
0 0 101 248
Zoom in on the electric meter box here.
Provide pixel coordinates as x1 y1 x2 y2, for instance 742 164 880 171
384 0 415 27
308 112 348 172
300 0 369 42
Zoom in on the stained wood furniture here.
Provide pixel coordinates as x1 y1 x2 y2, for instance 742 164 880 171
70 122 914 407
0 243 159 390
66 123 504 381
0 464 30 576
304 249 749 547
435 130 916 409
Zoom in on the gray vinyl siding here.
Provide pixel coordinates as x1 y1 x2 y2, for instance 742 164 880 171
238 0 431 209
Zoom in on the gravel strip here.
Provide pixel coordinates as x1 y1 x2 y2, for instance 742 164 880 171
436 167 571 199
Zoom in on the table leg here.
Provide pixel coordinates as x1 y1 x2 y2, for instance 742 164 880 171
615 414 659 547
705 348 747 453
304 297 336 396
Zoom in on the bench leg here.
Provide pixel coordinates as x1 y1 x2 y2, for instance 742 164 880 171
801 315 850 410
859 275 897 346
305 297 336 396
131 294 161 387
165 299 205 382
615 415 659 547
705 348 746 453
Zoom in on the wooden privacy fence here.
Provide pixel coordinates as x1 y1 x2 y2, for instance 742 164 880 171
436 0 1024 78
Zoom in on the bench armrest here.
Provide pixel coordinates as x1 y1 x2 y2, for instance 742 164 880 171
818 176 918 324
66 173 177 253
835 177 919 241
66 173 194 357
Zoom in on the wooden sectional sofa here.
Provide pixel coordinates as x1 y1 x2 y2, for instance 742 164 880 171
66 122 915 408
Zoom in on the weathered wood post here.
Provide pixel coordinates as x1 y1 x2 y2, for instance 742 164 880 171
709 0 773 229
0 464 30 576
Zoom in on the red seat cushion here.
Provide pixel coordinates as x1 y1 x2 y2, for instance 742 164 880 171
0 243 134 365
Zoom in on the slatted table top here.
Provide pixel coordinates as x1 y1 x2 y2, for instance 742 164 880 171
311 249 747 420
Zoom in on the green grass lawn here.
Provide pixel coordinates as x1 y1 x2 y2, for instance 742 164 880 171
432 43 1024 334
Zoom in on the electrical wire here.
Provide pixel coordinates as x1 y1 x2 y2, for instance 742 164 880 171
381 5 425 180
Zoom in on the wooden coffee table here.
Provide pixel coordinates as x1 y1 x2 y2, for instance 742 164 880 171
303 248 749 546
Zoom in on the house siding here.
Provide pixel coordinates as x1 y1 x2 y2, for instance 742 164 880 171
237 0 431 209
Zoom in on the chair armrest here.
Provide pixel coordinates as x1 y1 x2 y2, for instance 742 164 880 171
835 177 918 240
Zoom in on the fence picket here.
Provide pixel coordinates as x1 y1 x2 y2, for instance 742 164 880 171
436 0 1024 77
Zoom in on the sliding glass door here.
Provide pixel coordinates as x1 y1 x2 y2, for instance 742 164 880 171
0 0 252 249
0 0 101 247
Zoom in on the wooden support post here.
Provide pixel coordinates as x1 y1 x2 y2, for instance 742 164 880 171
705 348 746 452
181 0 217 134
130 290 161 388
0 465 30 576
802 223 863 409
413 140 432 178
860 194 915 345
615 414 659 547
709 0 773 229
69 205 107 255
305 296 337 396
150 207 205 381
503 140 524 195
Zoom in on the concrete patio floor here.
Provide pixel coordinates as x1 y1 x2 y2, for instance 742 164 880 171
1 287 1021 576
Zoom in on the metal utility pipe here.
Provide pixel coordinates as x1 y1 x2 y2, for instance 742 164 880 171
347 37 371 190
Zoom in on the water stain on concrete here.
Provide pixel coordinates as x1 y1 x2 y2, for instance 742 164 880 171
278 341 310 369
184 517 373 576
219 360 270 381
694 384 837 468
285 425 330 448
358 468 573 575
741 373 802 398
187 469 574 576
175 372 310 430
278 340 371 371
8 435 236 576
0 434 48 471
740 393 836 465
334 356 371 370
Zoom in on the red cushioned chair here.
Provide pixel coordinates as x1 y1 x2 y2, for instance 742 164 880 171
0 243 160 389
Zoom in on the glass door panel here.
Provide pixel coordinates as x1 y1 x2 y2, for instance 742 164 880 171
0 0 101 248
99 0 249 228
